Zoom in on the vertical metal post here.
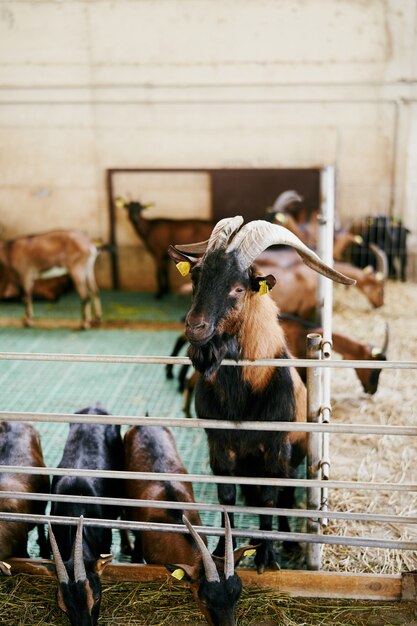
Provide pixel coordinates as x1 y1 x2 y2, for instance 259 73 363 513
306 332 322 570
106 169 120 290
318 165 335 526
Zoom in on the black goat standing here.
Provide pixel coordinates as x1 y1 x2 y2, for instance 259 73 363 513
351 215 410 281
168 216 354 572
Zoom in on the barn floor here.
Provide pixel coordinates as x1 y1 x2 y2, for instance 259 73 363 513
0 575 416 626
0 283 416 625
0 289 305 562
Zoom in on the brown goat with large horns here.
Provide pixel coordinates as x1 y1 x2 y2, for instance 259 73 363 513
168 216 354 573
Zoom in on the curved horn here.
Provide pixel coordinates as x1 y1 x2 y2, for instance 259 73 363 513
369 243 388 280
73 516 87 583
174 216 244 257
223 512 234 580
182 515 220 583
227 220 356 285
272 190 303 213
48 523 69 585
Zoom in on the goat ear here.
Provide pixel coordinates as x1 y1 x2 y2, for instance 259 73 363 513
0 561 11 576
94 553 114 577
251 274 276 294
57 586 69 613
164 563 194 583
232 544 258 567
26 561 57 578
167 245 200 274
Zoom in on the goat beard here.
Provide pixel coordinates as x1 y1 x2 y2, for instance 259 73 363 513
188 334 238 379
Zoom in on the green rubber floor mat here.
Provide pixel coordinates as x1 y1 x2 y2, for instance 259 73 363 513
0 326 307 566
0 289 191 324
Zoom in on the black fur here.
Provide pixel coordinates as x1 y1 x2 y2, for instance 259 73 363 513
50 404 123 625
182 248 301 570
51 406 123 561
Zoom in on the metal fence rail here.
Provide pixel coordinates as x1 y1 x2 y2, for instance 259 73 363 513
0 351 415 369
2 491 417 525
1 410 417 435
0 512 415 552
1 465 416 492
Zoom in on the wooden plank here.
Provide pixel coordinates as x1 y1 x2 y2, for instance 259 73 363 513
7 558 402 601
238 569 402 601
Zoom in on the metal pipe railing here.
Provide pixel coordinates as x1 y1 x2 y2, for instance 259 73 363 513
0 351 415 369
306 333 323 570
2 491 416 525
1 411 416 435
0 512 415 551
1 465 415 492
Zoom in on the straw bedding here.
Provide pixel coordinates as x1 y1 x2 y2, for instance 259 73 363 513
321 280 417 573
0 575 414 625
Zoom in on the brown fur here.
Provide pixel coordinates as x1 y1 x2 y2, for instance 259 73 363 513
239 290 287 392
255 252 385 319
0 423 49 561
0 230 101 328
124 426 204 565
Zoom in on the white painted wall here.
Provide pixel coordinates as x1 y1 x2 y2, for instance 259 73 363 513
0 0 416 289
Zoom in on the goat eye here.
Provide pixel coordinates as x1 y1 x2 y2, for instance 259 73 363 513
233 286 245 295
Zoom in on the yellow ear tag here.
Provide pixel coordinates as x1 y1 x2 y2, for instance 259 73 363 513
275 212 288 224
259 280 269 295
243 549 256 557
176 261 191 277
114 197 125 209
171 568 185 580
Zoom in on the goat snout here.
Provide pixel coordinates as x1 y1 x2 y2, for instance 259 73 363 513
185 313 213 344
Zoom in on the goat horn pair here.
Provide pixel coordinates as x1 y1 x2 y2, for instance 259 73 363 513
49 522 69 585
175 217 355 286
48 517 86 584
73 516 87 582
182 512 235 582
369 243 388 280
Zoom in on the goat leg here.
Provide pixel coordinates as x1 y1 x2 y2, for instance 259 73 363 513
212 483 237 557
37 523 50 559
22 276 34 327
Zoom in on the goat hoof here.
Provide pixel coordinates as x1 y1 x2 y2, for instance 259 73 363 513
23 318 33 328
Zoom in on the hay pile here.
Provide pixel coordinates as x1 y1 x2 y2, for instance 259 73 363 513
321 281 417 573
0 575 412 626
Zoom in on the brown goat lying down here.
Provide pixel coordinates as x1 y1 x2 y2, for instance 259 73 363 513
0 229 102 329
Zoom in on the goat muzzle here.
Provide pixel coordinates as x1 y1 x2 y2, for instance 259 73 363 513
185 314 214 345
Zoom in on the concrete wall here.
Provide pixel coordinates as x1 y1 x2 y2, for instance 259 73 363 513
0 0 416 290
